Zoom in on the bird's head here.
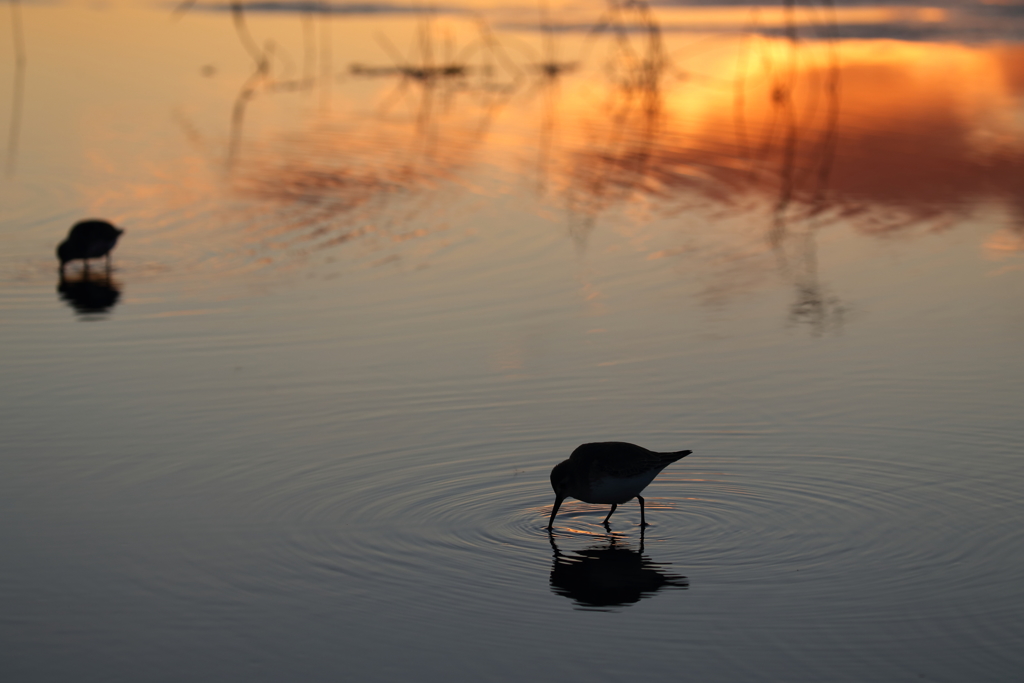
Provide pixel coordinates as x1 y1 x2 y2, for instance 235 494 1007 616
547 459 574 530
550 460 572 497
56 241 73 265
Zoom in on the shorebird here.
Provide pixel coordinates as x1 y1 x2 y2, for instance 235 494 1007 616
548 442 691 529
57 219 124 274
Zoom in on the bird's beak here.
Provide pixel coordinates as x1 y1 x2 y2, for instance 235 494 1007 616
547 495 565 530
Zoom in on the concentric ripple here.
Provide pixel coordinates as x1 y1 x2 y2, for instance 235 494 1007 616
157 416 1024 641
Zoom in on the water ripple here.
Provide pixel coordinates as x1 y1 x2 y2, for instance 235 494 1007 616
158 418 1023 635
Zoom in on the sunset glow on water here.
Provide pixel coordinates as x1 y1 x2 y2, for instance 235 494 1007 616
2 2 1023 681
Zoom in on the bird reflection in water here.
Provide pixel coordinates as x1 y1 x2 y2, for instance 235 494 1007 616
548 529 688 611
58 270 121 316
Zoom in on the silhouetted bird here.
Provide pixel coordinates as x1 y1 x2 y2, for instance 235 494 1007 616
57 219 123 273
548 442 691 529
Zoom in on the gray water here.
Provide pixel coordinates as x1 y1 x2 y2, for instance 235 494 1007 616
2 2 1023 681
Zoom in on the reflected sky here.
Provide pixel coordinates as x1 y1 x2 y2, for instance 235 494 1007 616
2 3 1023 682
0 0 1018 329
1 1 1022 327
13 1 1013 267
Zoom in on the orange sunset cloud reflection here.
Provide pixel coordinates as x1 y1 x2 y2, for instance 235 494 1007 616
513 30 1024 330
547 36 1024 237
125 7 1024 282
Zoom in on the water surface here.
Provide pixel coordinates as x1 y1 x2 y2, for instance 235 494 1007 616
2 1 1023 681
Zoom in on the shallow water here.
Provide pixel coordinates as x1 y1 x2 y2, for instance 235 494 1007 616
2 1 1023 681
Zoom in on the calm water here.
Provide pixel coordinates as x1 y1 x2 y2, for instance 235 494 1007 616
2 1 1023 681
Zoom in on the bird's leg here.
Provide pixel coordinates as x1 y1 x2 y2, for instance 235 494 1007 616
602 503 618 526
547 495 565 530
637 495 647 527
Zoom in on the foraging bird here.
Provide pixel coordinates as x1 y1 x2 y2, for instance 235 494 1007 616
548 442 691 529
57 219 123 273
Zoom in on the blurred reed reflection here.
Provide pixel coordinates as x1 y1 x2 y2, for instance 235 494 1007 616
5 0 27 178
556 4 840 233
548 529 688 611
161 2 1024 311
57 270 121 317
203 1 523 171
554 0 674 248
176 2 1024 214
174 3 521 264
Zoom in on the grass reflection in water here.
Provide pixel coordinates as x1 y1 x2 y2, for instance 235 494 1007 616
159 1 1024 306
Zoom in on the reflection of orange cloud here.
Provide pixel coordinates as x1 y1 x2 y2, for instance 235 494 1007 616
769 42 1024 218
994 45 1024 95
488 4 950 30
651 6 949 28
550 37 1024 231
984 229 1024 259
73 7 1024 277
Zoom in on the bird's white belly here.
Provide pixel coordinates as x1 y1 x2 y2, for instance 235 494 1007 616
580 472 658 504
